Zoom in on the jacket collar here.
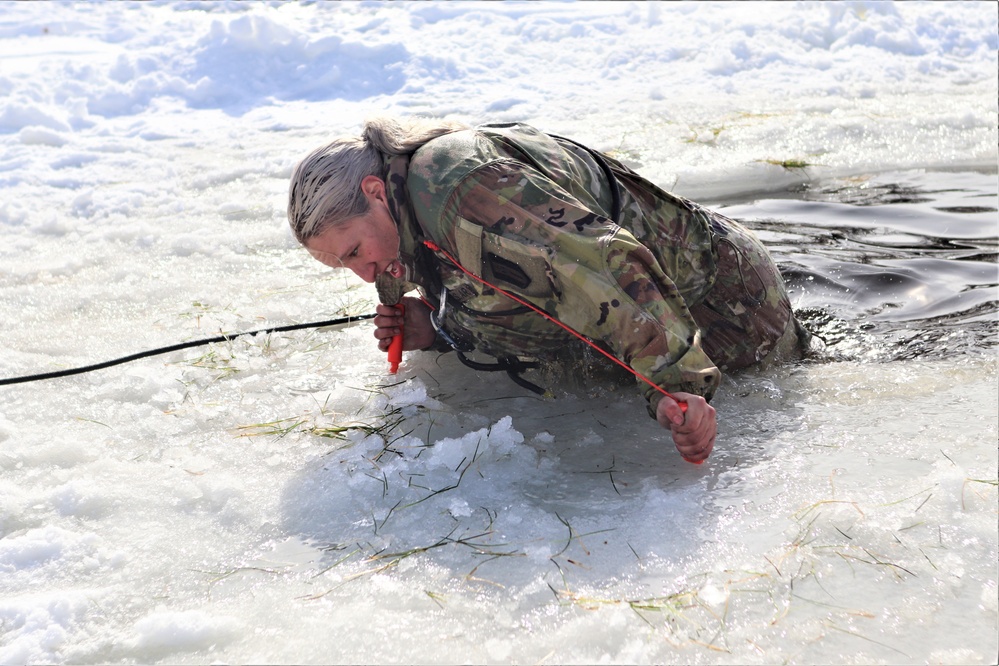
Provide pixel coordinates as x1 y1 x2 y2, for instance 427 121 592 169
382 153 446 302
384 154 422 279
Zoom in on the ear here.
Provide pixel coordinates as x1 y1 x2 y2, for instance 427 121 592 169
360 175 387 204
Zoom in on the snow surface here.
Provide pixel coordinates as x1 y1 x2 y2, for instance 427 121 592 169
1 1 997 664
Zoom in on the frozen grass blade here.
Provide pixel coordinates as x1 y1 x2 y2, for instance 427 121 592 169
878 485 936 507
825 620 911 658
235 416 308 439
962 477 999 510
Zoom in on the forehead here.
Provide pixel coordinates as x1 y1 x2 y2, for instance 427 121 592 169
304 219 360 268
306 246 342 268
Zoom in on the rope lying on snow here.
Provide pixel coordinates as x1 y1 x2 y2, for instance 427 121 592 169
0 314 375 386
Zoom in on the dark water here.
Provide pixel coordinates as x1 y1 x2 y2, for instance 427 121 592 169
713 169 999 362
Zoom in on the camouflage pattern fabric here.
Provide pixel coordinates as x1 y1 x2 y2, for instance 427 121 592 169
382 123 804 413
688 211 801 372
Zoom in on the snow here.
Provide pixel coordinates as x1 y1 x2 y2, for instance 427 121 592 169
129 610 241 657
0 1 996 664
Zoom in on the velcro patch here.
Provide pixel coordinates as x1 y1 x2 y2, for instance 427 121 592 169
482 231 558 298
453 216 483 276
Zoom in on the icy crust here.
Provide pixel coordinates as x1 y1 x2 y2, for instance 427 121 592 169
1 334 996 663
0 2 995 200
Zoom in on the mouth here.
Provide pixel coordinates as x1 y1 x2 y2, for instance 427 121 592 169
385 260 404 279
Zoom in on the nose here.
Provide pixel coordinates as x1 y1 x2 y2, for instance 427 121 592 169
356 263 377 283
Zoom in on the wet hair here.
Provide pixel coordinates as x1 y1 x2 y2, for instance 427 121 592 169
287 116 468 243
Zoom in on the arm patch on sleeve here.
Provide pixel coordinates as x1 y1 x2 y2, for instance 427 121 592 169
453 216 559 298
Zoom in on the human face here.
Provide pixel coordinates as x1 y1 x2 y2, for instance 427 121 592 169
304 179 403 283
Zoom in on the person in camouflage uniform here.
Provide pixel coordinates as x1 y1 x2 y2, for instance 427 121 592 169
288 118 809 463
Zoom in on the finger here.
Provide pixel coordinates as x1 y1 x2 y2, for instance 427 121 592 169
374 310 403 323
657 396 688 427
676 434 712 457
676 436 713 462
675 436 707 457
375 303 402 315
675 424 716 463
695 435 716 460
681 448 710 464
670 405 704 434
676 400 716 437
373 326 401 341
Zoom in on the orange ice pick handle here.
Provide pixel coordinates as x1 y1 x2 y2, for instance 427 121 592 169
387 302 404 374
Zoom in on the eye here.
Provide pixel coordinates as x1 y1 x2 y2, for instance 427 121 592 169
347 247 359 259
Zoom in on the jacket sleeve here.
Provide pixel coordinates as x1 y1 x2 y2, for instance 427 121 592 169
437 159 721 412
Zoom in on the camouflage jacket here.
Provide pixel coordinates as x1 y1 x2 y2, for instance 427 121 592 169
383 122 723 411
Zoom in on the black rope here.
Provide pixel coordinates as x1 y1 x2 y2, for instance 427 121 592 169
0 313 376 386
455 351 547 396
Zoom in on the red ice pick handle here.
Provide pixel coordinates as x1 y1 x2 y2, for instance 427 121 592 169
387 302 404 374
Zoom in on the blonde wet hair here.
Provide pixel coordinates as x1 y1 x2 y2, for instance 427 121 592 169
287 116 467 243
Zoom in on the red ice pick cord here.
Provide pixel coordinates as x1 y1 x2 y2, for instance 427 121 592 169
422 240 689 416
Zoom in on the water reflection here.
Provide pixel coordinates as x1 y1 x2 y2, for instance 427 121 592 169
714 170 999 361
